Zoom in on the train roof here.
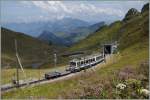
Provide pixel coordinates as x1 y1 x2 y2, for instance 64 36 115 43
45 71 61 75
70 53 103 62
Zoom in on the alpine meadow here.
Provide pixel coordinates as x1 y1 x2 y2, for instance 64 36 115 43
1 1 149 99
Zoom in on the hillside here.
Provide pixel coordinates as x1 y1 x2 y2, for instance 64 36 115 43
64 22 105 44
1 28 67 68
119 3 149 49
2 18 90 37
1 3 149 99
69 3 149 53
38 30 71 46
37 21 105 46
2 39 148 99
3 18 105 46
69 21 122 52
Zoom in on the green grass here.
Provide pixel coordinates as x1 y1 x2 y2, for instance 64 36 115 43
2 41 149 99
69 9 149 53
69 21 122 52
1 65 67 85
1 28 68 68
119 11 149 50
1 3 149 99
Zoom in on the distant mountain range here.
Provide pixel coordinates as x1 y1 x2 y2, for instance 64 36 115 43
2 17 90 37
63 21 105 44
2 3 148 69
2 17 105 46
38 30 71 46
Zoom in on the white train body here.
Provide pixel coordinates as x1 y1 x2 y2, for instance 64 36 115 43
68 53 105 72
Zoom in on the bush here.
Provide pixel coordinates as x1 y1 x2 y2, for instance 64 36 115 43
137 61 149 78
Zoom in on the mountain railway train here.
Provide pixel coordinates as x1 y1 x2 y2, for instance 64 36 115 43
45 42 118 79
1 42 118 92
45 53 105 79
67 53 105 72
2 53 106 92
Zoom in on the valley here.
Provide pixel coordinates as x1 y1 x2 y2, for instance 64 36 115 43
1 2 149 99
1 28 68 68
2 18 105 46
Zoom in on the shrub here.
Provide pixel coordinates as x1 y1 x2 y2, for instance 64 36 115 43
118 66 135 81
137 61 149 78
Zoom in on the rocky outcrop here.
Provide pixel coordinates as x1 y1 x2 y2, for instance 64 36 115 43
123 8 140 21
141 3 149 13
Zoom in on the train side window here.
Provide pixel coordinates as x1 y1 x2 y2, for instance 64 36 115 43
90 59 92 62
97 56 101 60
100 56 102 59
93 58 95 61
81 61 84 65
96 57 98 60
70 62 76 66
86 60 88 63
77 62 80 66
84 60 86 64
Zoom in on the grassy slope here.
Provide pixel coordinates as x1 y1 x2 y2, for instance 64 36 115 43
2 41 148 99
1 28 68 68
69 21 122 52
2 4 149 99
119 10 149 49
69 9 149 53
1 65 67 85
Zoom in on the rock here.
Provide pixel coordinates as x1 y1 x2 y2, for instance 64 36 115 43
140 89 150 97
141 3 149 13
123 8 140 21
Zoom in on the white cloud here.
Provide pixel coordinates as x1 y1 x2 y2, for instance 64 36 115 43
31 1 72 13
18 1 147 22
57 14 65 20
32 1 49 10
69 3 124 17
30 1 124 17
20 1 32 8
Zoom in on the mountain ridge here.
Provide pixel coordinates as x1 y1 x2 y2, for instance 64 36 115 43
37 21 105 46
38 30 71 46
2 17 90 37
69 3 149 52
3 18 105 46
1 27 67 68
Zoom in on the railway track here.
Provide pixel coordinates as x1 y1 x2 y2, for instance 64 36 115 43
1 63 103 93
1 71 71 93
1 55 112 93
1 78 45 92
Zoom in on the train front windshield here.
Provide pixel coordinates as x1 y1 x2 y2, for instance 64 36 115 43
70 62 76 67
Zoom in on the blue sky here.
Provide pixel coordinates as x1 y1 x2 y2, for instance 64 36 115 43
1 0 148 24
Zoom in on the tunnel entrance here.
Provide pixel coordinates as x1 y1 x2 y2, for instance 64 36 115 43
104 45 112 54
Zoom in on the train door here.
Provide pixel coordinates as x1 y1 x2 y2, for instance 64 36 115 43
70 62 77 67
